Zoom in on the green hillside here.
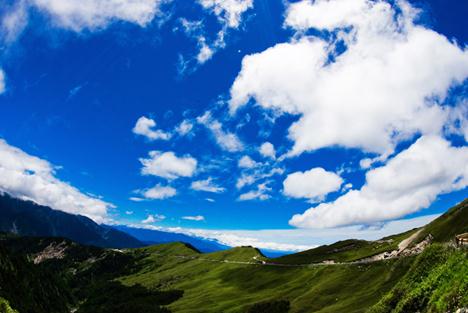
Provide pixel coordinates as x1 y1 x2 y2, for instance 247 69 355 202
369 244 468 313
0 199 466 313
273 228 418 265
412 199 468 244
0 298 18 313
119 243 413 313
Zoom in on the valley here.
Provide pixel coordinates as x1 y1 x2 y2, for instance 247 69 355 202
0 198 466 313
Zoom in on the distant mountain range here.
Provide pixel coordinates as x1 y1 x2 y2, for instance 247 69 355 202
0 192 143 248
113 225 230 253
0 199 466 313
0 192 232 252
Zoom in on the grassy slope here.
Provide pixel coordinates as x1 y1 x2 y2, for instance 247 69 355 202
412 199 468 244
120 243 413 313
274 228 418 265
0 199 466 313
368 244 468 313
119 199 468 313
0 236 184 313
0 298 18 313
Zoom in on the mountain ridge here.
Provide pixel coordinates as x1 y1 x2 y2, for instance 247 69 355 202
0 192 143 249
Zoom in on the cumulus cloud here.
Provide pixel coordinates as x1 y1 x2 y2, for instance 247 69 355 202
142 184 177 200
191 178 225 193
238 155 260 169
290 136 468 228
230 0 468 157
197 112 243 152
140 151 197 179
283 168 343 202
142 214 165 224
132 116 171 141
259 142 275 159
0 139 112 222
182 215 205 221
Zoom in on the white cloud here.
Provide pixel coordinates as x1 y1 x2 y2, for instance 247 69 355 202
142 213 165 224
0 70 5 94
259 142 275 159
343 183 353 191
290 136 468 228
1 0 168 43
0 0 29 44
31 0 165 31
199 0 253 28
285 0 368 30
178 0 253 65
238 155 260 169
133 213 438 251
239 182 271 201
0 139 112 223
197 40 215 63
125 210 133 215
236 167 284 189
191 178 225 193
142 184 176 200
446 102 468 142
236 173 256 189
283 168 343 201
197 112 243 152
129 196 145 202
178 18 216 64
132 116 171 141
230 0 468 157
175 119 194 136
182 215 205 221
140 151 197 179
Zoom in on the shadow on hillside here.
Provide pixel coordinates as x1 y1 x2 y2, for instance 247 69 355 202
77 281 183 313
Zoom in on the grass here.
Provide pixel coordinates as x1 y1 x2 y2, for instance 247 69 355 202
412 199 468 244
119 243 414 313
0 199 466 313
273 228 418 265
368 244 468 313
0 298 18 313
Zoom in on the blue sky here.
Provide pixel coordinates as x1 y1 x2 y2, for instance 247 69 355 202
0 0 467 251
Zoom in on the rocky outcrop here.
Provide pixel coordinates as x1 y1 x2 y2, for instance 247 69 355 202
33 241 68 264
357 234 433 263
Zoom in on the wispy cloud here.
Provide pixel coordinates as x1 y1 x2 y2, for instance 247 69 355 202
191 178 225 193
182 215 205 221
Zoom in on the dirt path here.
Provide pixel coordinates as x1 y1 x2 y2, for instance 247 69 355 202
146 230 428 268
397 229 423 251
